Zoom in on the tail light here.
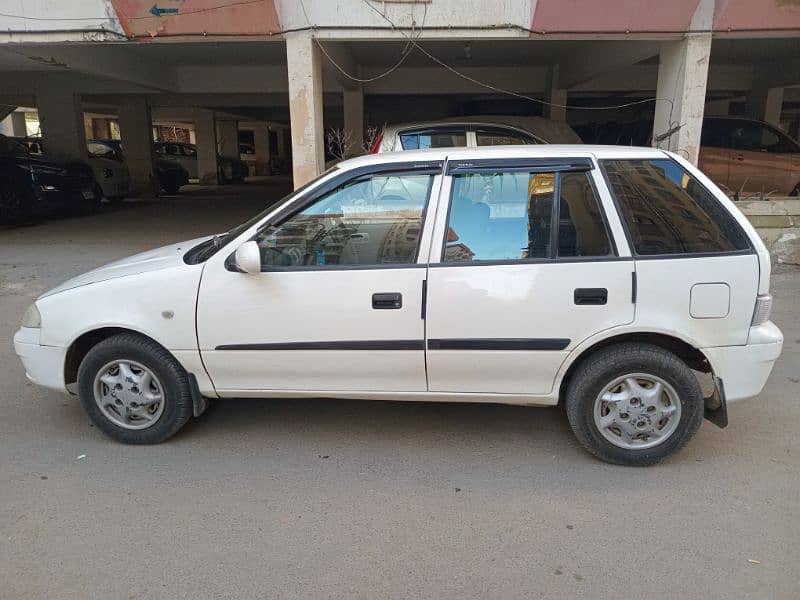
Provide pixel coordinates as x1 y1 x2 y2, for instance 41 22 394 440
751 294 773 326
369 130 384 154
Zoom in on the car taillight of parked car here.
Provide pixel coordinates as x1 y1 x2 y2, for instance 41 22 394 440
369 130 384 154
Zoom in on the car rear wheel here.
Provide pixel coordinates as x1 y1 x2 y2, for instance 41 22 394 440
77 333 193 444
0 181 32 224
565 343 704 466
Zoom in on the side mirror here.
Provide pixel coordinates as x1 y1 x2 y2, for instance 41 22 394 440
233 241 261 274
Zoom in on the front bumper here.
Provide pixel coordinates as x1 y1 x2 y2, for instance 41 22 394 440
703 321 783 403
35 186 95 211
13 327 68 393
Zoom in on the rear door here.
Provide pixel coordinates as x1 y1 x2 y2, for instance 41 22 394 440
424 157 635 396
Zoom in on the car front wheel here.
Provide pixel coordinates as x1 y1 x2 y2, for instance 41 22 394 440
77 333 194 443
565 343 704 466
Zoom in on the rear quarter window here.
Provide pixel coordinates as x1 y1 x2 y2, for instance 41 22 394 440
601 158 751 256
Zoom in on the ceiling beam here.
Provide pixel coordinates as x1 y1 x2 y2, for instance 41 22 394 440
2 45 177 92
558 41 659 89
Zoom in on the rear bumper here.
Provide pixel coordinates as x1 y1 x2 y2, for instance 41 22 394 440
13 327 67 393
703 321 783 402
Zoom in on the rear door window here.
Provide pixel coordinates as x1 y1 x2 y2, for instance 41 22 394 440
400 127 467 150
443 168 613 262
601 158 751 255
474 127 537 146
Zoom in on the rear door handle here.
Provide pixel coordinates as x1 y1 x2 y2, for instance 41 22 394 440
372 292 402 309
574 288 607 305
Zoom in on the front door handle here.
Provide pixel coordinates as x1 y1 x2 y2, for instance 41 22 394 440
574 288 608 305
372 292 402 309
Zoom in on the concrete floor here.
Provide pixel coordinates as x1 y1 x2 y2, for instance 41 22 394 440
1 183 798 599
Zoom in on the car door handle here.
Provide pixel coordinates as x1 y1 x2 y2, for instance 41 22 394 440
372 292 402 309
574 288 608 305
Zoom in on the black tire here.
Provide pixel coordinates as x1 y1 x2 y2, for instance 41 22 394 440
77 333 193 444
162 182 181 195
565 343 704 466
0 181 32 225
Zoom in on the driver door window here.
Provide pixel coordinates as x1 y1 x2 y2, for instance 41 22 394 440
255 173 433 268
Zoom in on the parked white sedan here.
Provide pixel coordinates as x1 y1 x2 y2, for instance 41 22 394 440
14 146 782 465
87 141 131 201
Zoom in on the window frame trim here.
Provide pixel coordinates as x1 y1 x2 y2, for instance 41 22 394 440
598 157 755 258
233 160 443 273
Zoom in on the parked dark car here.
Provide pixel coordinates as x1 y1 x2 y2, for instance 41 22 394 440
0 134 97 224
93 139 189 195
576 117 800 196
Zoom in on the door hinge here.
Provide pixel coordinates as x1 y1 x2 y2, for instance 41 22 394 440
631 271 638 303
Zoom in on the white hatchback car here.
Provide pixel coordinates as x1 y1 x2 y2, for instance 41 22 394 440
14 146 782 465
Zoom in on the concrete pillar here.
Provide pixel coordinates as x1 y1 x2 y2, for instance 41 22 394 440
252 123 271 175
118 96 157 196
286 31 324 188
652 33 712 165
343 86 364 156
0 111 27 137
543 66 567 122
36 87 86 161
216 119 239 159
747 87 784 126
194 110 218 184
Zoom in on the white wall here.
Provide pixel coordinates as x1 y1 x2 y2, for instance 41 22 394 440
0 0 124 39
275 0 533 35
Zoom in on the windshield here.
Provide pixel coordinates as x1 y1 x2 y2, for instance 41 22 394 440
184 165 340 264
88 141 122 161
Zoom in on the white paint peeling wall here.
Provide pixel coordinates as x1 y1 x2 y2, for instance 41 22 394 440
0 0 125 40
275 0 534 36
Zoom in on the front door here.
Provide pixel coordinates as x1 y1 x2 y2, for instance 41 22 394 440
197 166 440 394
424 158 635 396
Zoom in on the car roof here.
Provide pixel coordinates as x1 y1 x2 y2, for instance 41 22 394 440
337 145 669 171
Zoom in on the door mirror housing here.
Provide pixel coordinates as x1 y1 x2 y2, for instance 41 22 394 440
234 241 261 274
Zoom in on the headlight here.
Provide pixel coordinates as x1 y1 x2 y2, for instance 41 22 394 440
21 303 41 328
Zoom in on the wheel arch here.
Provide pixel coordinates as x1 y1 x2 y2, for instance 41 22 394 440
556 331 712 405
64 326 167 388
